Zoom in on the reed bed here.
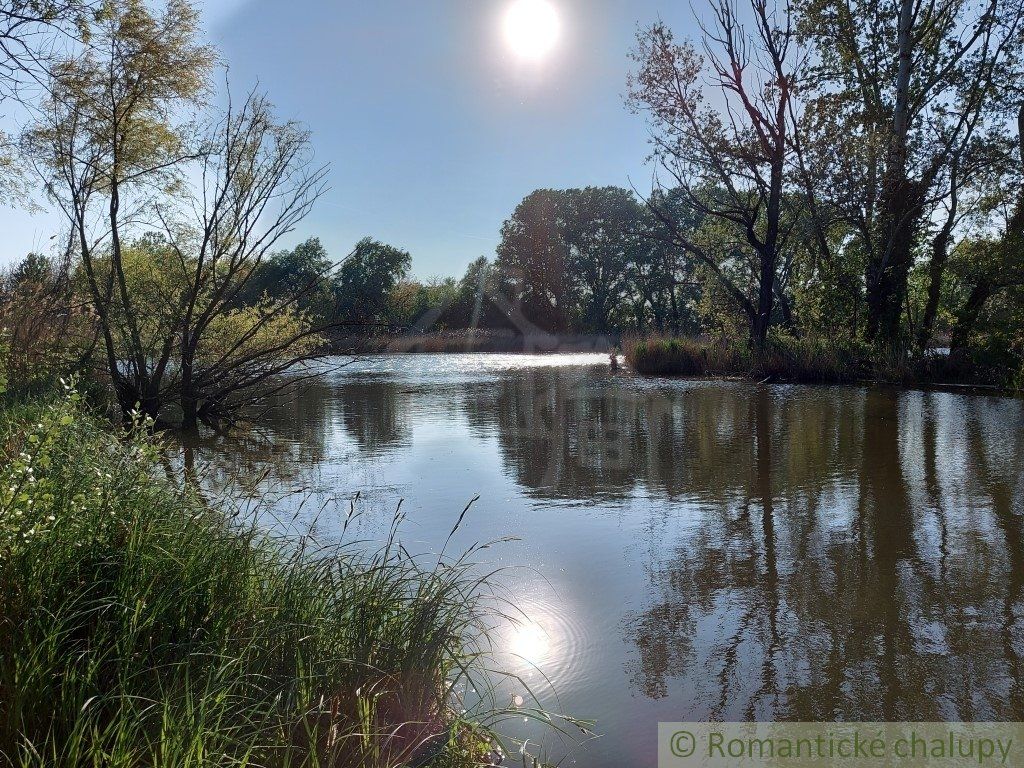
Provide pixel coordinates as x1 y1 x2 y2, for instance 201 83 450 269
0 387 560 768
623 335 873 383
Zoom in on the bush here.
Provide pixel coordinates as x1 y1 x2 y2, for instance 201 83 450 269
0 387 513 768
625 333 872 383
756 334 871 383
623 336 749 376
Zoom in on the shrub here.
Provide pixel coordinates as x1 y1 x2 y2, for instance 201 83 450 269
624 336 749 376
625 333 874 383
756 334 871 383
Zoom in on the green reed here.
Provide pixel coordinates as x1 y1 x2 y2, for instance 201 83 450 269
0 387 568 768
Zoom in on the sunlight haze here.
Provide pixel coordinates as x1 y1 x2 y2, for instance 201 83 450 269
0 0 675 276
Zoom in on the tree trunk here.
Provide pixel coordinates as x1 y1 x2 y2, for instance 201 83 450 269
916 211 957 350
950 280 992 352
867 0 918 344
752 256 776 348
180 327 198 431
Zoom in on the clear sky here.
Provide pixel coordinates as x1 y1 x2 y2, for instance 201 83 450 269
0 0 691 278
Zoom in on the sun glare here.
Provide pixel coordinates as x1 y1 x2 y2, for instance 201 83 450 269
507 621 552 665
503 0 561 61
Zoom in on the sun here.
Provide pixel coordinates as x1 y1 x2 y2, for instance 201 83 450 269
503 0 561 61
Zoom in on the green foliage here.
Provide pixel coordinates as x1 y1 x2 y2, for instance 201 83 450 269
387 276 458 329
236 238 336 323
624 336 750 376
0 335 8 398
0 254 94 396
0 390 514 767
495 187 654 334
198 299 322 368
625 333 873 383
334 237 412 326
757 332 871 383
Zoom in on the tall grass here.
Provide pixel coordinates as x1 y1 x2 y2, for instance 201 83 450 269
623 334 873 383
0 387 541 768
623 336 750 376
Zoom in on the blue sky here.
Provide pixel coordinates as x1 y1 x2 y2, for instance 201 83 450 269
0 0 691 278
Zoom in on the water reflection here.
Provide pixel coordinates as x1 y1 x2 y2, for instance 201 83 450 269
183 355 1024 766
626 386 1024 721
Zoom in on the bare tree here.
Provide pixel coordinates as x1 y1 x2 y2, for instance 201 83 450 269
628 0 806 346
158 89 330 430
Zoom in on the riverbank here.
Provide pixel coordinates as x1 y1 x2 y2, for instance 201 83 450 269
0 388 512 767
331 329 617 354
623 335 1021 390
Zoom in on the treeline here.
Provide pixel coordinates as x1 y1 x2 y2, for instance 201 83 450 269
407 0 1024 385
351 0 1024 387
3 0 1024 421
618 0 1024 380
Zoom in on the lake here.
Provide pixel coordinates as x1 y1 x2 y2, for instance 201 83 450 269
184 353 1024 767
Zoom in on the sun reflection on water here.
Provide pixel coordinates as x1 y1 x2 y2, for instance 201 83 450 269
507 619 553 667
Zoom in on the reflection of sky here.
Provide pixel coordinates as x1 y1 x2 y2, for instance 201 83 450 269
185 355 1024 768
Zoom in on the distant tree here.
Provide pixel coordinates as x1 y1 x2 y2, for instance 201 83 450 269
236 237 335 322
11 251 51 284
629 205 700 334
495 187 643 334
563 187 643 334
387 276 459 330
333 237 411 326
447 256 508 329
0 249 93 389
494 189 572 333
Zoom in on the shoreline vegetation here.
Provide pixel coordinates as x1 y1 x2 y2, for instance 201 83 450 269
0 387 554 768
623 335 1019 390
333 329 616 355
328 330 1020 393
0 0 1020 763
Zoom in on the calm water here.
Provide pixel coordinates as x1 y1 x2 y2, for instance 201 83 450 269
185 354 1024 767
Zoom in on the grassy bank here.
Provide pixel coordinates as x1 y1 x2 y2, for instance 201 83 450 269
0 387 519 767
623 335 1017 388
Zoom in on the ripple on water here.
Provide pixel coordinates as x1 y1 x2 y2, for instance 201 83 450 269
493 596 592 698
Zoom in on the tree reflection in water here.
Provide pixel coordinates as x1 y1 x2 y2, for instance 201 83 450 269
177 356 1024 731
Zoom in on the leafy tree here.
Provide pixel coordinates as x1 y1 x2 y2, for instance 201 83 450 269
796 0 1024 343
563 187 643 334
29 0 330 429
494 189 572 333
333 237 411 326
236 237 335 322
495 187 645 334
28 0 212 420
